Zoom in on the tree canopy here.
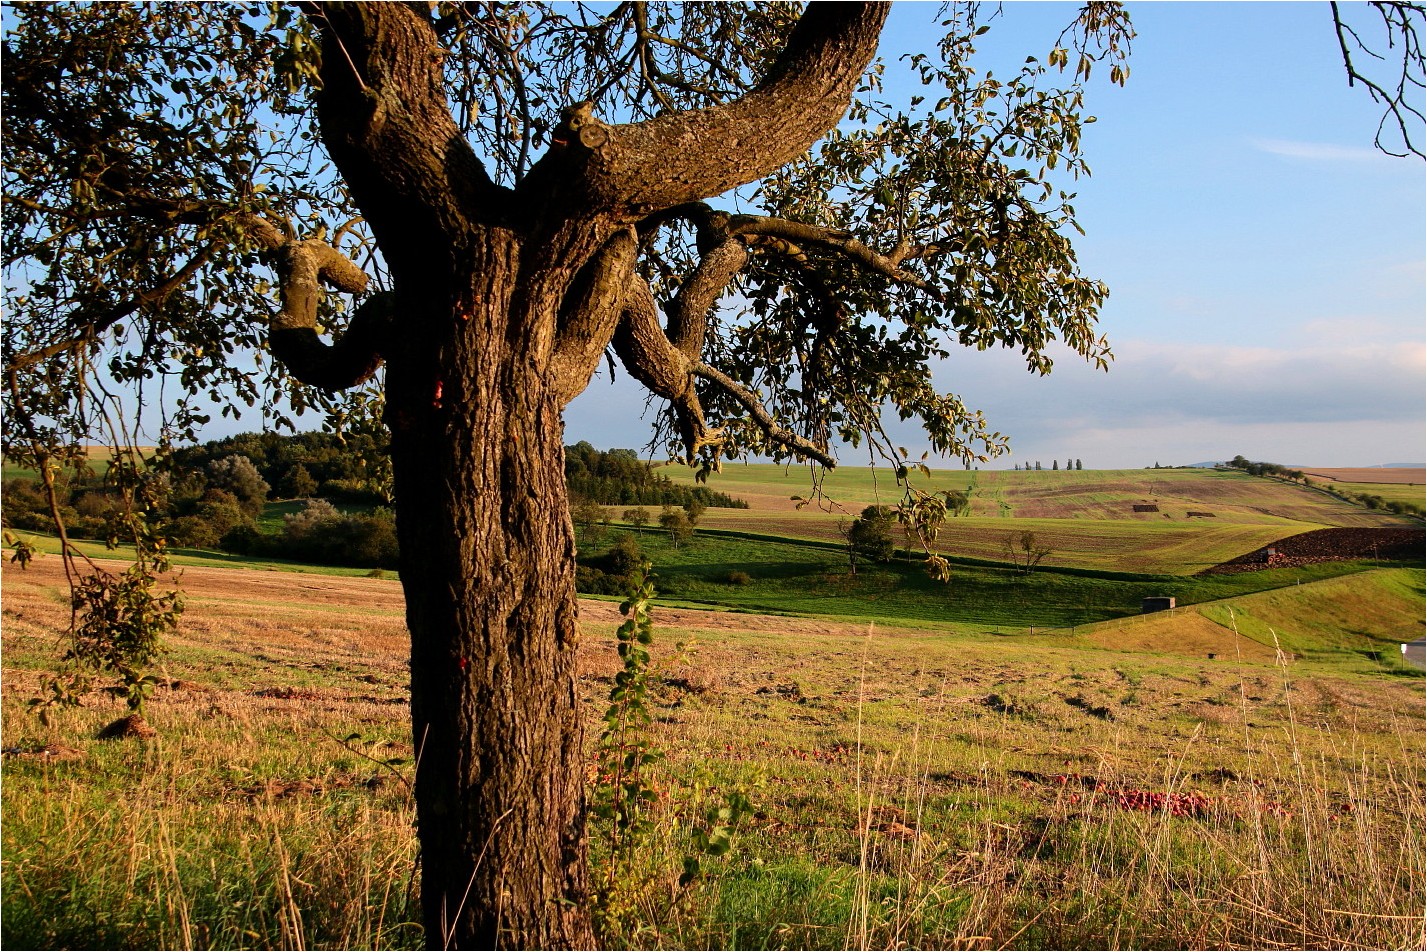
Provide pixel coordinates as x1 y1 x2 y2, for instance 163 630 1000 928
2 2 1133 477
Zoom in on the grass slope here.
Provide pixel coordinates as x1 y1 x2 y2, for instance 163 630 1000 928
584 527 1399 632
1078 568 1425 674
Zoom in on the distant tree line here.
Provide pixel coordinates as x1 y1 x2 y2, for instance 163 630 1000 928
3 451 401 570
564 441 747 509
170 430 394 506
1341 489 1423 517
1223 454 1423 517
1015 459 1082 471
1223 455 1307 482
2 436 750 571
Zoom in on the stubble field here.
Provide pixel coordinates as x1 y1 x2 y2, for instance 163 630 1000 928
3 553 1423 950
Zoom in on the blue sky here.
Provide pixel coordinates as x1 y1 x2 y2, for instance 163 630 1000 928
565 2 1426 469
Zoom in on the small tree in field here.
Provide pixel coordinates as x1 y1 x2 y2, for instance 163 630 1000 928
658 505 693 548
1005 530 1054 575
572 496 611 540
845 504 896 573
622 506 651 536
4 2 1419 947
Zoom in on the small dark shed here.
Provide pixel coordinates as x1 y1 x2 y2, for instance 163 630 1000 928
1141 596 1176 613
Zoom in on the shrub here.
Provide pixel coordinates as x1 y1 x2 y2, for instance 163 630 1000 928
578 535 648 596
2 477 62 532
847 505 896 567
725 570 752 586
278 463 318 499
280 500 398 569
165 514 222 549
283 498 343 542
219 523 267 555
576 565 618 595
603 534 645 577
206 455 270 515
317 478 388 506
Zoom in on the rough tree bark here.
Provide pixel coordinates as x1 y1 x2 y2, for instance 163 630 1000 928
289 3 889 947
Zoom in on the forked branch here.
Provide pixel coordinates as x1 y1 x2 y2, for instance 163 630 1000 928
268 239 391 392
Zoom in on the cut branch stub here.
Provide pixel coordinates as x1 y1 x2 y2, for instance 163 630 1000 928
268 239 389 392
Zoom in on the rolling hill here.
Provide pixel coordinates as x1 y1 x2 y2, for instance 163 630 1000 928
660 464 1419 575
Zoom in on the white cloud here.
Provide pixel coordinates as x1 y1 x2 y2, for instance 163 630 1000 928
906 334 1426 466
1251 137 1394 163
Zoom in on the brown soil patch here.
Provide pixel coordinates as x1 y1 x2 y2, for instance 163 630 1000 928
1200 527 1425 575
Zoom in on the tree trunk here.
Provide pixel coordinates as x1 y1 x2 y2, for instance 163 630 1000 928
299 7 891 947
385 234 594 950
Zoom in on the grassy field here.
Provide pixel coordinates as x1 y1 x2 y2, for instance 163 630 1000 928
578 525 1413 638
665 464 1412 523
686 512 1301 576
4 457 1423 949
7 513 1416 635
1311 479 1426 509
3 556 1422 950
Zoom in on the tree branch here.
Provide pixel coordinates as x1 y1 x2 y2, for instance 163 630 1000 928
666 238 749 356
268 239 389 392
730 216 942 296
550 227 638 405
307 2 508 241
1331 0 1426 158
610 276 719 460
525 2 889 212
691 361 837 468
5 243 218 373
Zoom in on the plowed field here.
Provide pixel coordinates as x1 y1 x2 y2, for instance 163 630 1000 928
1300 467 1425 485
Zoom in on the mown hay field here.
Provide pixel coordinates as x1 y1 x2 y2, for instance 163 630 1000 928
3 556 1423 950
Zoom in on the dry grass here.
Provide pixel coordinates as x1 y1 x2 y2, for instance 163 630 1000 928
3 557 1423 950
